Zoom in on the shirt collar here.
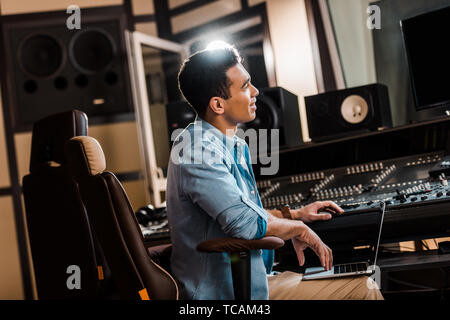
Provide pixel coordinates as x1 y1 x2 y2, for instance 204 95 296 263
193 117 245 154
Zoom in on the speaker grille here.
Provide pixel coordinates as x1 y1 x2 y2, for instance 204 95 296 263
1 7 133 130
19 34 64 78
69 28 116 74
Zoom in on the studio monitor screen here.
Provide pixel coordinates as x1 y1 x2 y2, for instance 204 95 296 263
401 5 450 111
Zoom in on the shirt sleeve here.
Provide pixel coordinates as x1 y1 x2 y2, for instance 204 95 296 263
254 215 267 240
179 157 268 240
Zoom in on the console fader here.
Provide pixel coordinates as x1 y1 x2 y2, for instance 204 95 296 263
257 151 450 215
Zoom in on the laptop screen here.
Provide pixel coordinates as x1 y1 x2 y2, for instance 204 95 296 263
333 201 386 265
371 202 386 267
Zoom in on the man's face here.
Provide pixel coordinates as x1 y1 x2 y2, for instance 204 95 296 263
221 63 259 125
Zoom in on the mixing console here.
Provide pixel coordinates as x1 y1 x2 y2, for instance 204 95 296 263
257 152 450 216
142 151 450 243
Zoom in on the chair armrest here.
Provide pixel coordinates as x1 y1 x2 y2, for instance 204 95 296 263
196 236 284 253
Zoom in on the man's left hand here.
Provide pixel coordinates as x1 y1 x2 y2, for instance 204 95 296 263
289 201 344 222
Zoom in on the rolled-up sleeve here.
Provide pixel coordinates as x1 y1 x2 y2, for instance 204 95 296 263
254 216 267 240
180 160 268 240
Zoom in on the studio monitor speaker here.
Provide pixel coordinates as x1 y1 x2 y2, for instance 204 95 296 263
238 86 303 150
305 83 392 141
0 6 132 131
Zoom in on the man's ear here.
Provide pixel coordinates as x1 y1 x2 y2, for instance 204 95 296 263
208 97 225 115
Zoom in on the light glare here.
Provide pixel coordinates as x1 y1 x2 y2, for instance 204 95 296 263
205 40 231 51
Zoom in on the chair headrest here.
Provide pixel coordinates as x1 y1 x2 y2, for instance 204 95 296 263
65 136 106 177
29 110 88 172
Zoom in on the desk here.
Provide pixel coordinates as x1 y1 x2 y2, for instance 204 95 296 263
378 250 450 272
377 250 450 297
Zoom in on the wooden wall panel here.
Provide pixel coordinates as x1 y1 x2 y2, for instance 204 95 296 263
13 132 32 185
0 90 11 188
135 22 158 36
0 0 123 15
171 0 241 33
0 196 24 299
122 179 147 210
168 0 194 10
89 121 143 174
131 0 154 15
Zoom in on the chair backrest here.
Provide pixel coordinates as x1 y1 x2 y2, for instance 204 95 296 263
23 110 115 299
65 136 178 300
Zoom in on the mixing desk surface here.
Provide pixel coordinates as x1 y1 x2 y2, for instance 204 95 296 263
256 150 450 244
142 118 450 246
258 151 450 218
142 151 450 244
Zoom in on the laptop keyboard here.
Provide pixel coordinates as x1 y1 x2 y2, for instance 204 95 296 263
334 263 368 274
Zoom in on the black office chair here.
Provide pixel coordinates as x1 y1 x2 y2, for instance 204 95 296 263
65 135 284 300
22 110 116 299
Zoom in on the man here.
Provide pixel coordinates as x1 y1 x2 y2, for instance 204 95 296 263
166 45 383 300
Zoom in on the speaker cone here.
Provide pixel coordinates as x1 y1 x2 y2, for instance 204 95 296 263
18 34 64 78
340 94 369 124
69 28 116 74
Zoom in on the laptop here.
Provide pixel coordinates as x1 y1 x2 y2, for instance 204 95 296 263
303 201 386 280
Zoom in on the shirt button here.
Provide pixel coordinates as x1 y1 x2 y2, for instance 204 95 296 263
242 197 248 201
251 190 255 194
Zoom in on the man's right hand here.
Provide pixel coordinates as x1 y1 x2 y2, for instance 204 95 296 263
265 212 333 270
291 224 333 271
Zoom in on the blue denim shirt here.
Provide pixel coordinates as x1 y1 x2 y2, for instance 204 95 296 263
166 118 270 300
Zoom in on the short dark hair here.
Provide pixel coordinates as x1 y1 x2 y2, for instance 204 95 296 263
177 46 242 118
